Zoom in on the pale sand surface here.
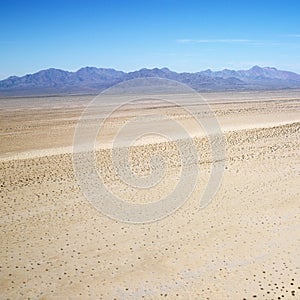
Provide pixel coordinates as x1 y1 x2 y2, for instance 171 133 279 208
0 90 300 299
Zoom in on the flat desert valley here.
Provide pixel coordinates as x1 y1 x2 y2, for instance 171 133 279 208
0 90 300 299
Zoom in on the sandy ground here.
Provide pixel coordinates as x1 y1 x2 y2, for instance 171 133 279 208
0 90 300 299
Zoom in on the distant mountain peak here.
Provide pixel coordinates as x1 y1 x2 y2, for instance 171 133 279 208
249 65 278 72
78 66 98 71
250 65 262 70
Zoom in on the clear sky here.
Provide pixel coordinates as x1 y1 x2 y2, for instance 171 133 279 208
1 0 300 79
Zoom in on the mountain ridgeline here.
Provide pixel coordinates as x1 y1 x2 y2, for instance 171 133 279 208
1 66 300 96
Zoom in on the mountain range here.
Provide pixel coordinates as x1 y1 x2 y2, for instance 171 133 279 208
1 65 300 96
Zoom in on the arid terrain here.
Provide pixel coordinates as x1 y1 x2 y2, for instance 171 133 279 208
0 90 300 299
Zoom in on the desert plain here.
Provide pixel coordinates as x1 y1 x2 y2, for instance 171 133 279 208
0 90 300 299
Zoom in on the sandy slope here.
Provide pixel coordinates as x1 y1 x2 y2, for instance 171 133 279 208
0 90 300 299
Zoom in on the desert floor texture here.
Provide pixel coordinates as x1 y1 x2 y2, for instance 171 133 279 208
0 90 300 299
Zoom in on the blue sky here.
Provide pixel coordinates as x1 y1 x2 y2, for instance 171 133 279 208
1 0 300 79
